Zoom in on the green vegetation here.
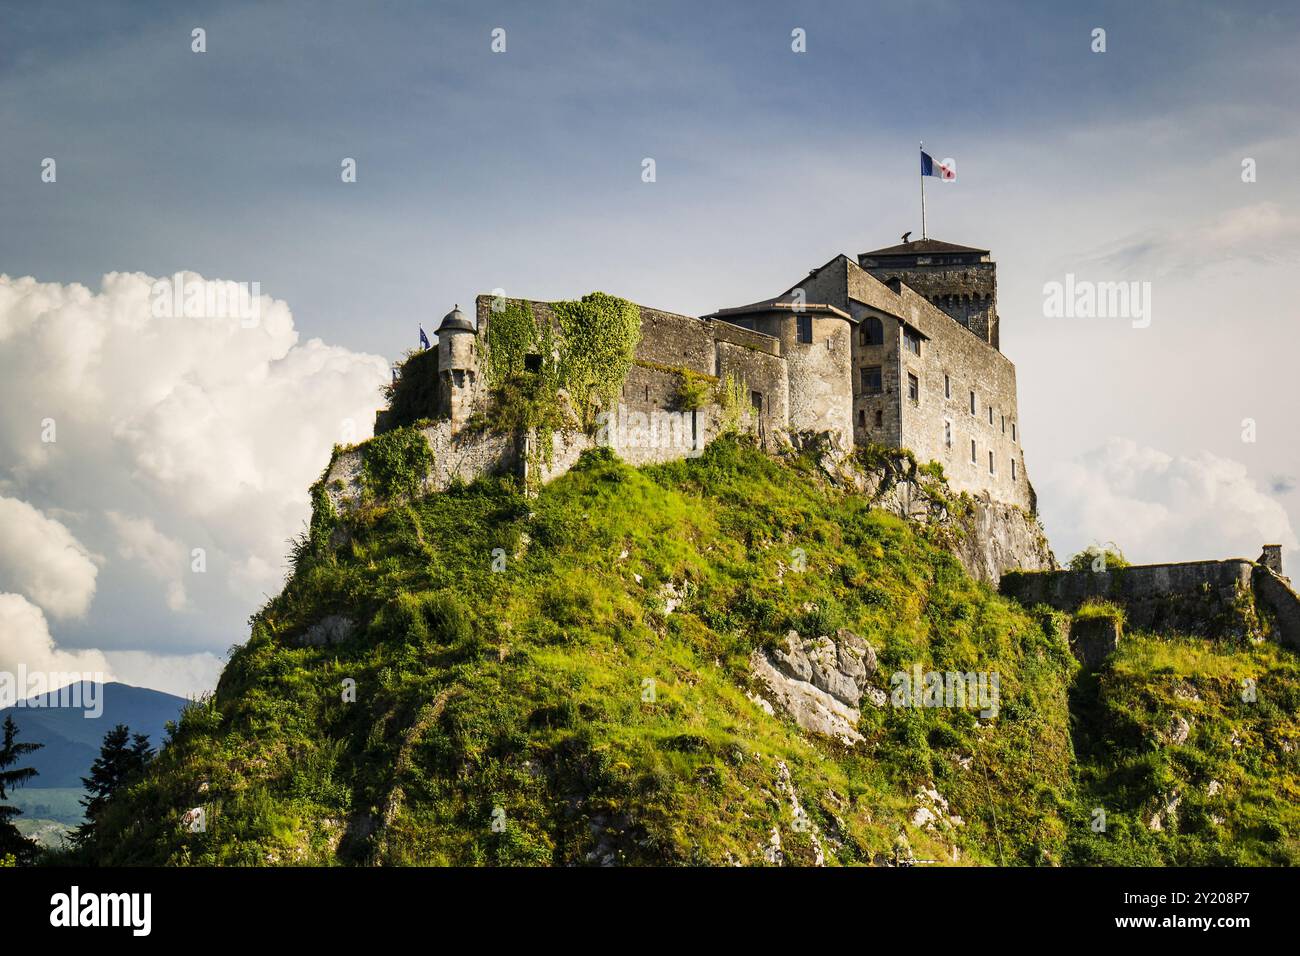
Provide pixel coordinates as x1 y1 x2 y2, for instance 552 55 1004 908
76 439 1300 866
1074 599 1126 627
715 373 750 433
383 348 441 428
674 369 713 412
1068 544 1131 573
0 715 43 865
360 426 434 502
482 294 641 472
1068 631 1300 864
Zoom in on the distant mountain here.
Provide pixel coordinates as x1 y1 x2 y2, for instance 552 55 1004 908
0 682 189 789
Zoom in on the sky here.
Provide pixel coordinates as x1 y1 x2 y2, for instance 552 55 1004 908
1 0 1298 697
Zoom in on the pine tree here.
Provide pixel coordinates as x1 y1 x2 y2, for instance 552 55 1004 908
75 724 154 852
0 714 44 865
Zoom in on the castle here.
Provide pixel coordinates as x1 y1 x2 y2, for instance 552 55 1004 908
388 236 1034 512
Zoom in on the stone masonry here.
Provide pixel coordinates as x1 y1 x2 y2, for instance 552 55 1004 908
360 236 1036 513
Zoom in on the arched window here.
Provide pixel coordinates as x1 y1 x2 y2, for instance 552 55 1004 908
859 316 884 346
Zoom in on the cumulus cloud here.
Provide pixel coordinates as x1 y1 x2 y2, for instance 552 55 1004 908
106 511 190 612
0 594 113 698
0 496 99 619
1039 438 1299 567
0 271 390 694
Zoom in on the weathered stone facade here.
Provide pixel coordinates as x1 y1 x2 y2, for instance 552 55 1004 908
711 239 1033 511
363 236 1036 514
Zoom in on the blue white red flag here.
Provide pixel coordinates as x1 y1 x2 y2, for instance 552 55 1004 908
920 149 956 181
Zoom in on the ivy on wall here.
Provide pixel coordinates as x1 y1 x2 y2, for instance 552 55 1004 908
360 426 435 501
716 372 751 434
483 293 642 470
674 369 713 411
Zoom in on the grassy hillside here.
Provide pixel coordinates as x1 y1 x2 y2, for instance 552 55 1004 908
83 439 1299 866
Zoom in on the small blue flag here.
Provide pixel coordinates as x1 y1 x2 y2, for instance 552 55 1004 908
419 326 431 350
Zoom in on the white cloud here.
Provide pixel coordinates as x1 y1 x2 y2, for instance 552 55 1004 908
1039 438 1299 567
0 593 113 696
0 496 99 619
0 272 391 693
102 650 224 701
106 511 190 612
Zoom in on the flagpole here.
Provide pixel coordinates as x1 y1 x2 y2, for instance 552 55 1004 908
919 140 927 240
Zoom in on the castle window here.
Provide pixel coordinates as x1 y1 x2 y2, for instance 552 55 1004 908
859 316 884 346
903 328 922 357
944 374 951 399
989 451 995 475
970 439 977 463
907 372 919 404
988 406 994 425
858 409 866 428
796 315 813 344
1012 422 1017 442
1011 458 1017 480
969 391 976 416
1001 414 1006 434
875 409 883 427
524 353 543 373
862 365 882 394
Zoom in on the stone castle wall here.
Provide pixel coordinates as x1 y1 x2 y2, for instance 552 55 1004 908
889 283 1030 511
1001 560 1261 639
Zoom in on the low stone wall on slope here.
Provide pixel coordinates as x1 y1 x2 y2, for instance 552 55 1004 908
1001 560 1264 641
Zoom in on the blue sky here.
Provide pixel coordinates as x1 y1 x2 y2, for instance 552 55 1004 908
2 1 1298 694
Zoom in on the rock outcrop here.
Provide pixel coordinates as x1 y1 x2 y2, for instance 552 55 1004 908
749 628 881 744
816 440 1056 584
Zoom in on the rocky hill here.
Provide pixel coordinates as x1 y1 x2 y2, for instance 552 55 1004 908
86 438 1300 865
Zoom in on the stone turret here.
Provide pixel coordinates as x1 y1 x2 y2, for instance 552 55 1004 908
437 304 478 433
1259 544 1285 577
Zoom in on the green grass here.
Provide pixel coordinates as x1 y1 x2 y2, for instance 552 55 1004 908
78 438 1300 866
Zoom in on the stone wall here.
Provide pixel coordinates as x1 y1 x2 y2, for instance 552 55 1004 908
768 254 1033 510
1001 560 1261 639
1253 566 1300 651
888 281 1030 511
861 259 999 348
322 419 517 514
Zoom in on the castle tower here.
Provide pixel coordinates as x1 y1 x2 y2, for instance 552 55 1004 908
858 238 1000 350
436 304 478 433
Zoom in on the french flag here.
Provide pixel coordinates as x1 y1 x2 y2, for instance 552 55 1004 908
921 149 956 181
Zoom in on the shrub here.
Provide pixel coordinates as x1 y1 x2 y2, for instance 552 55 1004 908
1067 544 1130 573
361 427 434 501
